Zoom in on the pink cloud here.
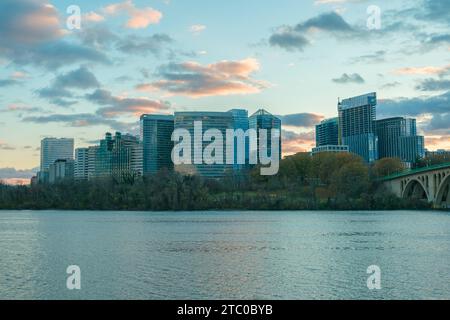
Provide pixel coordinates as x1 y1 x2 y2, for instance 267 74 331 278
282 130 316 157
104 0 162 29
425 136 450 151
136 58 269 98
86 89 171 118
2 1 64 45
394 65 450 76
1 178 30 186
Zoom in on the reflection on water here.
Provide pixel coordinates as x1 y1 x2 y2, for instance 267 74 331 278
0 210 449 300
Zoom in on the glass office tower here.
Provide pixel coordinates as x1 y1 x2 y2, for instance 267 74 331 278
229 109 250 172
95 132 142 181
174 111 235 178
249 109 282 162
338 92 378 163
315 117 339 147
376 117 425 165
40 138 74 172
140 114 175 175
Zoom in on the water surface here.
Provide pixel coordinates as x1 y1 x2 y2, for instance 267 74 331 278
0 210 449 299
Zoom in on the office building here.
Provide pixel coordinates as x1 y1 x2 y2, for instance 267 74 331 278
229 109 250 172
40 138 74 172
312 145 349 156
338 92 378 163
87 146 99 180
376 117 425 165
316 117 339 147
48 159 74 184
174 111 235 178
74 148 89 180
140 114 175 175
249 109 282 162
94 132 142 181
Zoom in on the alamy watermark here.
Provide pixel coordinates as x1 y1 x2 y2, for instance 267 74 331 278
66 265 81 290
367 5 382 30
367 265 382 290
171 121 281 176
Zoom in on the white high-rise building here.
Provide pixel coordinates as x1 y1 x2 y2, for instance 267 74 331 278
87 146 99 180
40 138 74 172
74 148 89 180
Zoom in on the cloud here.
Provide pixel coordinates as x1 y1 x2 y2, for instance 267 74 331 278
104 0 163 29
0 79 19 87
296 11 354 33
77 25 119 49
425 113 450 133
83 11 105 23
380 82 401 90
22 113 134 132
37 66 100 106
394 65 450 76
116 33 173 55
190 24 206 35
425 136 450 150
279 113 324 128
10 71 29 80
136 58 269 98
11 40 110 70
269 27 310 51
425 34 450 46
0 167 38 180
0 1 107 69
416 79 450 91
86 89 171 117
349 51 386 64
332 73 365 84
268 12 356 52
0 104 43 113
379 91 450 117
0 0 64 47
0 140 15 150
419 0 450 25
282 130 315 155
52 66 100 90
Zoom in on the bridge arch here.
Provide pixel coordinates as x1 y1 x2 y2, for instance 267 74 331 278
402 179 430 202
436 175 450 208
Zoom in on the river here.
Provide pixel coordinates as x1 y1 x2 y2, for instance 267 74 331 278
0 210 449 299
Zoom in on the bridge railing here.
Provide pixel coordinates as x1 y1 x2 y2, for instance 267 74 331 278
379 162 450 181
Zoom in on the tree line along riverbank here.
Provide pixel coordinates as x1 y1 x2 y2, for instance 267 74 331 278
0 152 441 211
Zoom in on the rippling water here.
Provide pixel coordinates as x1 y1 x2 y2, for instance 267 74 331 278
0 210 449 300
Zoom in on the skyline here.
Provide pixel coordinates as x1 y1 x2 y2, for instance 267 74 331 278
1 0 450 183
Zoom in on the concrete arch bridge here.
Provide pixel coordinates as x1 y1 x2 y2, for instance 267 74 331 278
381 163 450 209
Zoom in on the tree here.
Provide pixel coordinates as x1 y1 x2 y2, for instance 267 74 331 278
371 158 404 178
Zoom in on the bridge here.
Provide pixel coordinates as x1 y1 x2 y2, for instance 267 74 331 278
381 163 450 209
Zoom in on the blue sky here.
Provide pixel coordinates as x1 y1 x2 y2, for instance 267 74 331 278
1 0 450 182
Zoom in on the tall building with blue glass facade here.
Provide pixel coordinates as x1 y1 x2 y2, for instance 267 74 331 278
94 132 142 181
376 117 425 165
315 117 339 147
229 109 250 172
174 111 235 178
249 109 282 162
338 92 378 163
140 114 174 175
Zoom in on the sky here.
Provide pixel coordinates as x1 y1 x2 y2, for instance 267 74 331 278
1 0 450 184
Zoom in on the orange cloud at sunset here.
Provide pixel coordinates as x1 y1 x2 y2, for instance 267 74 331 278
425 136 450 151
136 58 269 98
104 0 162 29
